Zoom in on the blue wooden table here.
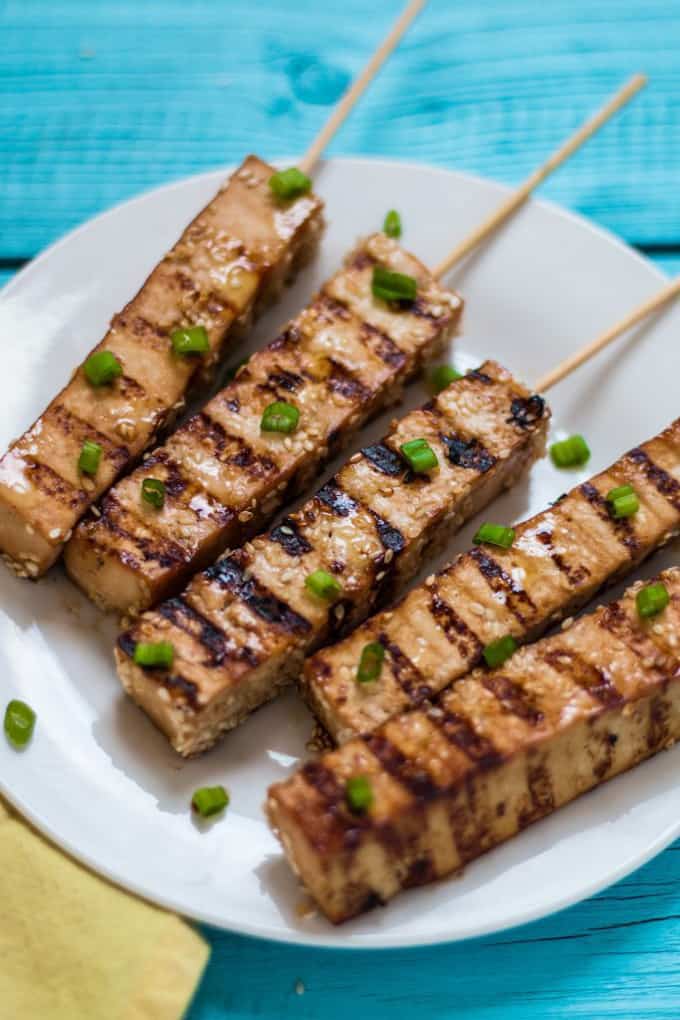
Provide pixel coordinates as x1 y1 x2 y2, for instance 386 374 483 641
3 2 680 1016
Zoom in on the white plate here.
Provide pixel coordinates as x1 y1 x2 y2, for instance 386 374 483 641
2 157 680 949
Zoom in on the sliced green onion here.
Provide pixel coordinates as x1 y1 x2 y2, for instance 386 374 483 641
171 325 210 356
550 434 591 468
357 642 385 684
383 209 402 238
473 523 516 549
345 775 373 814
261 401 300 434
400 437 438 474
133 641 174 669
305 569 342 601
483 634 517 669
192 785 230 817
269 167 312 201
636 582 669 619
371 266 417 304
429 364 462 393
4 699 36 749
78 440 102 476
141 477 166 509
84 350 122 386
606 484 635 502
608 487 639 519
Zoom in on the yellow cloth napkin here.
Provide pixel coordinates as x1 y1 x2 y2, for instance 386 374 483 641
0 797 210 1020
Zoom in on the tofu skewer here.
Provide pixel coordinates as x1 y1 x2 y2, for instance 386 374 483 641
65 236 462 612
0 0 426 580
66 77 647 613
115 360 548 754
267 566 680 924
114 275 680 756
306 415 680 743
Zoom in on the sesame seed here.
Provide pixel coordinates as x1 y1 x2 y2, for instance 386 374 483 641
238 510 253 524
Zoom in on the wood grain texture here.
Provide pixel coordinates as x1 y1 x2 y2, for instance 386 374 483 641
2 0 680 255
4 2 680 1017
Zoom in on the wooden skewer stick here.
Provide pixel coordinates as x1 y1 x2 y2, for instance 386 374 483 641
536 275 680 392
298 0 427 175
433 73 647 280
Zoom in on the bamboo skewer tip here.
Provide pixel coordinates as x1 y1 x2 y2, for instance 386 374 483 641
298 0 427 176
536 275 680 393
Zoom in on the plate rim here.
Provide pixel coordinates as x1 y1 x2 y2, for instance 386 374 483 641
1 155 674 949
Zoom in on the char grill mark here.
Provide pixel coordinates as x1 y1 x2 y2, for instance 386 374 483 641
579 482 639 556
469 547 536 623
441 434 496 473
156 597 231 665
263 369 305 393
371 512 406 557
482 673 545 724
327 361 372 403
429 587 483 660
437 709 501 768
53 403 130 469
626 448 680 511
366 734 440 800
382 636 433 704
466 369 493 385
534 527 590 586
316 480 359 517
25 460 85 510
270 517 313 557
508 394 546 430
205 553 311 634
101 495 190 569
543 648 622 707
363 325 407 369
361 443 404 477
185 412 228 457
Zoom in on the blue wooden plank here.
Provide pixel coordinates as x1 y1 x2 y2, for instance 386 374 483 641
190 842 680 1019
2 0 680 256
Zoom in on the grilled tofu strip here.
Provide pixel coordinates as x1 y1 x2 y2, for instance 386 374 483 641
0 156 324 578
268 567 680 924
65 235 462 613
307 419 680 744
115 361 550 755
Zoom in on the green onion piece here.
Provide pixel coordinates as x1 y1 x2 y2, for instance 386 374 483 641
305 569 342 601
636 582 670 619
473 523 516 549
269 167 312 201
357 642 385 684
84 350 122 386
133 641 174 669
429 364 462 393
192 785 230 818
383 209 402 238
371 266 417 304
4 699 36 749
171 325 210 356
345 775 373 814
260 401 300 434
400 437 438 474
550 434 591 468
483 634 517 669
609 490 639 519
78 440 102 476
141 477 166 509
606 484 634 502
